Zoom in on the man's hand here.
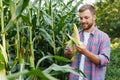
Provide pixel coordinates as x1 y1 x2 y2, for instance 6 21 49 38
76 44 100 65
76 44 88 55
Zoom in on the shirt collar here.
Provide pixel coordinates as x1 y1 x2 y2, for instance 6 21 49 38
80 26 98 36
90 26 98 36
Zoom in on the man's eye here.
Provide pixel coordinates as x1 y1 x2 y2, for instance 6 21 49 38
85 17 89 19
80 17 82 20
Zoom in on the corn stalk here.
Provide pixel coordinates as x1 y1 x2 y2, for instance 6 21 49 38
9 0 27 79
0 0 8 75
36 0 41 26
14 7 24 80
50 0 57 56
16 20 25 80
28 1 35 69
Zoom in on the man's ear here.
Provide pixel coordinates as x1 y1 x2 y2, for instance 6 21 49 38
93 15 96 20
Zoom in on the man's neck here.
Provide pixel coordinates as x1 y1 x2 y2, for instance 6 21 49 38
84 24 96 33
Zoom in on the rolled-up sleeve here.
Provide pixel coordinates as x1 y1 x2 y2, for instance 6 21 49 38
99 35 111 66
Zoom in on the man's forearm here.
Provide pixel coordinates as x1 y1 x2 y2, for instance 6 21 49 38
84 50 100 65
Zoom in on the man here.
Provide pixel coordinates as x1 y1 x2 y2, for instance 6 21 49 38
64 4 111 80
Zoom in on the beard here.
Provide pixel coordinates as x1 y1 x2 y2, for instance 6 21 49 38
82 22 93 30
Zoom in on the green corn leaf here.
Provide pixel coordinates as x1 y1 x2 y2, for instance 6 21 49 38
40 28 53 47
5 0 29 32
43 63 86 78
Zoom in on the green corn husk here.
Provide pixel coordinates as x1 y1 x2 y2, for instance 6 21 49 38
66 40 72 47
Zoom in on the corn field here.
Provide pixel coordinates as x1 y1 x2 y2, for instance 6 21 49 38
0 0 84 80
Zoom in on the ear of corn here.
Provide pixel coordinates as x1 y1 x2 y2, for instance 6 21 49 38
67 23 83 61
73 23 80 45
73 23 82 45
71 23 80 61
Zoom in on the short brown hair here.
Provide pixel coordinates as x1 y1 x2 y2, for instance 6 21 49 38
79 4 96 15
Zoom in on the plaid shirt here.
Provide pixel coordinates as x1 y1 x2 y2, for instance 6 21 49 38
69 27 111 80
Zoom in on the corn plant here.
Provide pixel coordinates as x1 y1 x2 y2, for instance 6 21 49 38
0 0 85 80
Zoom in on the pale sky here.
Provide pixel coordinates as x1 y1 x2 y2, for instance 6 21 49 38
72 0 98 10
83 0 97 4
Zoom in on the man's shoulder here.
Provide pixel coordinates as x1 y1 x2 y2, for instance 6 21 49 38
96 28 109 37
95 28 110 41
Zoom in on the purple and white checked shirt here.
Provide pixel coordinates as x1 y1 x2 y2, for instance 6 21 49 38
69 27 111 80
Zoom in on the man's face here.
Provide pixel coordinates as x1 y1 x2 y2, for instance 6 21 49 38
79 9 96 30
